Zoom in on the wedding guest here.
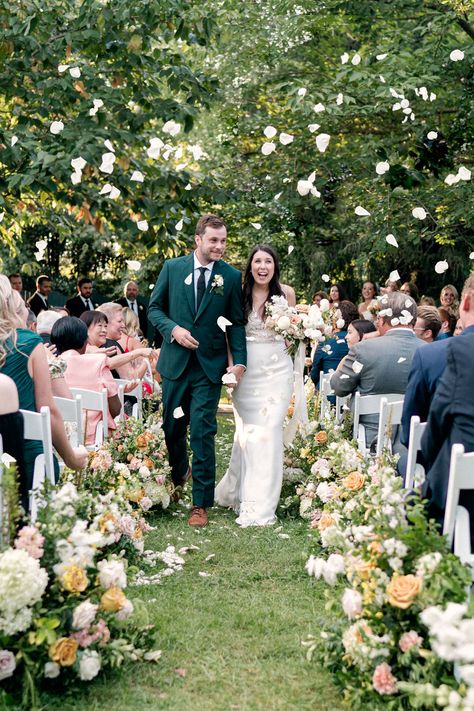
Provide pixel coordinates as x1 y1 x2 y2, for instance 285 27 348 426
65 277 96 317
8 273 23 293
311 300 359 386
27 275 52 316
414 305 441 343
419 295 436 306
26 309 37 332
120 307 145 350
400 281 419 303
439 284 459 313
36 310 62 344
331 291 423 450
0 276 87 497
454 318 463 336
329 283 348 305
437 307 456 339
345 319 377 348
381 277 400 293
51 317 121 446
358 281 377 320
115 280 148 338
312 290 329 307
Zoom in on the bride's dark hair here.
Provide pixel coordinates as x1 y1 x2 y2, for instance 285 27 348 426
242 244 284 323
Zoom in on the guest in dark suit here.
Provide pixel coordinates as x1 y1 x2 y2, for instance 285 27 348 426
421 332 474 537
27 275 52 316
65 277 96 318
311 300 359 388
115 280 149 338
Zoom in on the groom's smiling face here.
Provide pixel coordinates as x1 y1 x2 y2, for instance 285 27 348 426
195 226 227 265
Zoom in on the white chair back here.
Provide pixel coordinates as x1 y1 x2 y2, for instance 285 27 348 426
53 395 83 447
442 444 474 580
375 398 405 458
319 372 334 419
114 378 143 420
352 392 403 454
70 388 108 448
20 406 55 521
405 415 427 489
335 395 350 424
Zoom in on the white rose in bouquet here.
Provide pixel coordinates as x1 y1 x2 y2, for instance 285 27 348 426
97 558 127 589
72 600 98 630
277 315 291 331
342 588 363 619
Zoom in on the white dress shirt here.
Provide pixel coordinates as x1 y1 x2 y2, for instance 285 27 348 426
193 252 213 306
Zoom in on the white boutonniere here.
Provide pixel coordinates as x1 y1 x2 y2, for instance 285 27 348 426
211 274 224 295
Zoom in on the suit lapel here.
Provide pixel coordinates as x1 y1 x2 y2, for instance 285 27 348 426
195 261 221 321
183 254 195 316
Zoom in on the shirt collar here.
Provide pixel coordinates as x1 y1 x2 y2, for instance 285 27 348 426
193 251 213 271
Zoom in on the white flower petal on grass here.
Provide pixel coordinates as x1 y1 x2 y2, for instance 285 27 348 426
279 132 294 145
385 234 398 248
336 93 344 105
389 270 400 282
278 533 290 539
435 260 449 274
315 133 331 153
261 142 276 156
427 131 438 140
173 407 185 419
130 170 144 182
308 123 320 133
351 53 361 65
69 66 81 78
250 222 261 230
376 161 390 175
99 184 112 195
126 260 141 271
288 245 294 255
217 316 233 332
99 152 116 174
58 64 68 73
341 52 349 64
322 274 330 282
184 273 193 285
71 172 82 185
313 103 325 113
376 53 388 60
450 49 465 62
355 206 371 216
109 186 121 200
50 121 64 135
137 220 148 231
297 88 307 97
352 360 364 374
264 125 277 139
198 571 211 578
412 207 427 220
162 120 181 136
11 136 18 147
71 156 86 171
457 167 471 181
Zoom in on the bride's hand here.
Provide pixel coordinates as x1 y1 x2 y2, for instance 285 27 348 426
225 364 245 387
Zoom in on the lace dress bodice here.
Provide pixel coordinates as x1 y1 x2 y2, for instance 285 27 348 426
246 311 283 344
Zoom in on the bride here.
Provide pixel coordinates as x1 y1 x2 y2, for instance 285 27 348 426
215 245 295 527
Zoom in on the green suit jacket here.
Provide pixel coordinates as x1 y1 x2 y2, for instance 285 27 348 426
148 254 247 384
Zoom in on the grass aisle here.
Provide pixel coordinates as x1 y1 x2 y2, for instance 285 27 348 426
41 417 345 711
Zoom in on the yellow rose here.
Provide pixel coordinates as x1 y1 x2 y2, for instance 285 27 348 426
132 526 143 540
143 457 154 469
101 586 126 612
135 434 149 450
127 487 145 503
317 512 336 531
354 560 376 580
387 574 422 609
343 471 365 491
49 637 78 667
315 431 328 445
98 511 118 534
60 564 89 593
368 540 383 556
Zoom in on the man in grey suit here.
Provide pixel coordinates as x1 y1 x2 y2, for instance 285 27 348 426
330 291 425 450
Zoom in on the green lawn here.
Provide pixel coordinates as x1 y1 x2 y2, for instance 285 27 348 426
40 417 346 711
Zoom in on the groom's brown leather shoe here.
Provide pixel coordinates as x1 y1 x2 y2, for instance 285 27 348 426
188 506 208 527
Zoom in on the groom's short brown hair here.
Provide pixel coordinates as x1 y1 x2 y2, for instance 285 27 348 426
195 214 227 236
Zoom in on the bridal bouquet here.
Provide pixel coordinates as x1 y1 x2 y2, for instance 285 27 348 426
265 295 326 357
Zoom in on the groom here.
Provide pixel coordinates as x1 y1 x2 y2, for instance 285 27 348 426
148 214 247 527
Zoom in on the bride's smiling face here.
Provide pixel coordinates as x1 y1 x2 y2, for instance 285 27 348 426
251 250 275 286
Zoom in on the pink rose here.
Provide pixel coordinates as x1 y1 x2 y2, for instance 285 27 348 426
155 474 166 486
129 456 141 471
119 515 136 537
14 525 44 559
372 663 397 695
399 630 423 653
90 450 113 471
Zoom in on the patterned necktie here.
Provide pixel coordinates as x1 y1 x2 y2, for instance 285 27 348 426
196 267 207 309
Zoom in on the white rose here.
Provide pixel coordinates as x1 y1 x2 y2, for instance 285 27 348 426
97 558 127 589
277 315 291 331
115 598 134 621
342 588 363 619
72 600 98 630
44 661 60 679
0 650 16 680
78 650 101 681
319 299 330 312
316 481 334 503
139 465 151 478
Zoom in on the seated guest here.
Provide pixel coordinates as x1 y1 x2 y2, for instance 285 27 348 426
65 277 96 317
51 316 121 446
358 281 377 320
454 318 463 336
401 273 474 445
120 307 146 351
421 332 474 540
419 295 436 306
345 319 377 348
311 300 359 387
27 275 52 316
400 281 419 303
437 307 456 339
0 276 87 497
312 290 329 307
0 374 28 512
439 283 459 314
26 309 37 332
414 305 441 343
115 280 148 338
37 310 62 344
96 302 151 379
329 283 348 306
331 291 423 450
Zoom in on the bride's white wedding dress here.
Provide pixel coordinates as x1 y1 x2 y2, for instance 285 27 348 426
215 311 294 526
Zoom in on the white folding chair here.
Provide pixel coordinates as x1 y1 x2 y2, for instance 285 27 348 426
114 378 143 420
375 398 405 459
20 406 55 522
352 392 403 455
405 415 427 489
335 395 350 424
443 444 474 581
70 388 108 449
53 395 83 447
319 372 334 419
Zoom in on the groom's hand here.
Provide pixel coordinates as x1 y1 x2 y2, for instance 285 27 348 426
226 364 245 387
171 326 199 349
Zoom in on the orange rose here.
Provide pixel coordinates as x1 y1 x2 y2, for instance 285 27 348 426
354 560 376 579
135 434 149 450
143 457 154 469
101 586 126 612
317 512 336 531
315 431 328 445
296 304 310 314
49 637 78 666
387 574 422 609
368 540 383 556
343 471 365 491
60 564 89 593
127 487 145 503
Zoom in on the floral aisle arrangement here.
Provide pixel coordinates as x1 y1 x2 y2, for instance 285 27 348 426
0 482 161 710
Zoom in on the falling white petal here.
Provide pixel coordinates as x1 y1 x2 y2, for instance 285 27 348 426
341 52 349 64
58 64 68 73
379 75 386 83
274 192 282 200
71 156 86 171
469 252 474 260
175 219 184 231
315 133 331 153
297 88 307 97
184 273 193 285
376 161 390 175
336 93 344 106
351 53 361 65
279 132 294 145
184 184 192 191
104 140 115 153
450 49 465 62
457 167 471 181
308 123 320 133
397 357 406 363
445 174 460 186
217 316 233 332
412 207 427 220
109 186 121 199
355 206 371 216
69 66 81 78
173 407 184 419
385 234 398 248
137 220 149 231
250 222 261 230
130 170 144 182
264 125 277 139
288 245 294 255
435 260 449 274
297 180 311 196
389 270 400 282
427 131 438 140
11 136 18 147
36 240 47 250
99 184 112 195
313 103 325 113
310 186 321 198
321 274 330 282
429 92 436 102
261 142 276 156
50 121 64 135
392 103 402 111
376 53 388 60
163 120 181 136
0 212 4 222
400 99 410 109
71 171 81 185
126 260 141 271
